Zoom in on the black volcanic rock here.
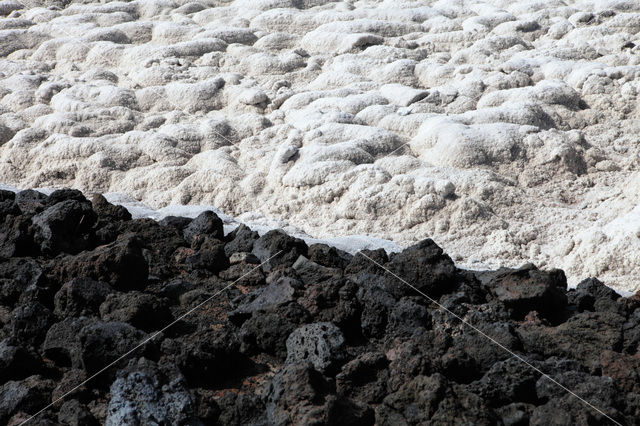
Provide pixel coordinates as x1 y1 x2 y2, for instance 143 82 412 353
285 322 346 374
78 321 146 376
518 311 625 370
106 362 197 425
239 302 311 358
118 218 187 279
386 238 459 298
43 317 96 368
184 236 228 273
158 215 191 230
292 255 343 285
54 278 113 318
51 234 148 291
336 352 389 404
467 357 539 407
252 229 307 272
58 399 98 426
91 194 131 222
0 257 46 307
32 199 97 255
0 190 14 203
377 373 500 425
99 292 172 332
299 277 361 339
224 223 259 256
174 328 247 388
357 277 397 338
0 215 33 258
307 243 352 269
0 189 639 425
14 189 46 215
0 375 54 425
484 264 568 323
10 301 55 347
183 210 223 244
228 276 303 325
0 339 42 382
45 189 88 207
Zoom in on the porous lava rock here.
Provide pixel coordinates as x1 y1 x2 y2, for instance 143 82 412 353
0 189 639 425
50 234 148 291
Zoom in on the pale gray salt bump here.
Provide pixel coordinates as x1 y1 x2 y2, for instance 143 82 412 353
379 84 428 107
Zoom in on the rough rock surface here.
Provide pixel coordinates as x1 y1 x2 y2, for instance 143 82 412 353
2 1 640 291
0 189 637 424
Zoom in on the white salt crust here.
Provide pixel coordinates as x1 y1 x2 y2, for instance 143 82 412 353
1 0 640 292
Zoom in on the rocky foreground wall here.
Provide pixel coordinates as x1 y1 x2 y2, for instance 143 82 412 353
0 188 639 424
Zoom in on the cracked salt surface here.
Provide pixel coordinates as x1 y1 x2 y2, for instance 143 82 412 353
1 0 640 291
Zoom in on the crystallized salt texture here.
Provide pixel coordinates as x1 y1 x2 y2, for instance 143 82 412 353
2 0 640 292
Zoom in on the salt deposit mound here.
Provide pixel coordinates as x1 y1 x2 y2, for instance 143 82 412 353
1 0 640 291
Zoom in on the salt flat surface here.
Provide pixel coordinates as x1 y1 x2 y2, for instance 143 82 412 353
1 0 640 291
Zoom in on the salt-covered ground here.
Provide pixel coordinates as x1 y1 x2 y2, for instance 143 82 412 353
1 0 640 291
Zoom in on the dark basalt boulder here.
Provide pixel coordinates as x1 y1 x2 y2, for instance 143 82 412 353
336 352 389 404
357 277 397 338
158 215 192 231
443 318 521 380
118 219 187 279
285 322 347 374
292 255 343 285
0 375 55 425
239 302 311 358
10 301 55 348
228 276 303 325
174 328 247 389
263 361 331 425
91 194 131 222
252 229 308 272
567 277 624 315
0 257 46 307
44 189 88 207
184 236 228 274
467 357 539 407
50 234 148 291
599 349 640 394
58 399 98 426
307 243 353 270
482 264 568 323
518 311 625 370
54 277 113 318
532 368 624 425
0 339 42 383
99 292 172 332
32 199 97 255
77 321 146 376
105 361 197 426
386 239 459 299
183 210 224 245
0 190 15 204
385 297 431 338
224 224 259 257
299 278 361 339
0 214 33 258
622 309 640 354
14 189 47 215
377 373 500 425
345 248 388 276
214 392 262 425
43 317 96 368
